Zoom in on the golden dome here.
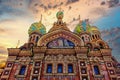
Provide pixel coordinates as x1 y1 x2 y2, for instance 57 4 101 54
91 26 99 31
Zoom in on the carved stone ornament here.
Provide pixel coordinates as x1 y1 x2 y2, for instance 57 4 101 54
33 54 44 60
90 57 100 62
19 56 31 64
45 54 76 61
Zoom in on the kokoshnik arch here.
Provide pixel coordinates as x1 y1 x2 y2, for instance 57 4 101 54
0 10 120 80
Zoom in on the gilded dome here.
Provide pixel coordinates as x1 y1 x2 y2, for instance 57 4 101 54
90 26 99 31
28 21 46 35
86 26 100 33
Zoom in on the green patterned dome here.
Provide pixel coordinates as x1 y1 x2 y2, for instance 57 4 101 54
86 24 92 32
28 21 46 35
74 20 98 34
74 24 84 34
56 11 64 19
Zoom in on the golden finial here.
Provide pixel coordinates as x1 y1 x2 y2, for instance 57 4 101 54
85 18 89 25
56 7 64 19
79 15 80 22
78 15 82 24
58 7 62 12
37 14 42 27
39 14 42 23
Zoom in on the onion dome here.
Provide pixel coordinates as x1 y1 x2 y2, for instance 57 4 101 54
28 21 46 35
74 15 85 34
86 26 99 32
74 23 84 34
86 24 92 32
56 10 64 19
90 26 99 31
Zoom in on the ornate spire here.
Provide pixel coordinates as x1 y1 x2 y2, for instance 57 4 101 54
85 19 89 25
78 15 82 24
39 14 42 23
78 15 80 23
38 14 43 27
56 8 64 20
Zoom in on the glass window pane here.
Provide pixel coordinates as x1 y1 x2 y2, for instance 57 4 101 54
19 66 26 75
68 64 73 73
57 64 63 73
47 64 52 73
94 66 100 75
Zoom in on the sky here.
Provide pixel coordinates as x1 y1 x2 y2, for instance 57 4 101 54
0 0 120 62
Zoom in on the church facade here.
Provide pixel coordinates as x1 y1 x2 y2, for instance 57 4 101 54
0 11 120 80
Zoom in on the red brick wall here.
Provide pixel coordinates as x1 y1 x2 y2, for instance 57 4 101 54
9 64 18 80
25 64 33 80
40 62 45 80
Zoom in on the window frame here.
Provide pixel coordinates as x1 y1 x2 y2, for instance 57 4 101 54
46 64 52 73
57 64 63 73
19 65 26 75
68 64 74 73
93 65 100 75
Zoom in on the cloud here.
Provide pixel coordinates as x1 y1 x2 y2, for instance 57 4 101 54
0 27 8 35
0 28 5 33
0 46 7 53
107 0 119 8
90 7 107 17
101 27 120 62
66 0 79 5
0 1 33 21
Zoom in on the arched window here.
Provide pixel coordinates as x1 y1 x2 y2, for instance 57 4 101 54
59 21 61 25
47 64 52 73
19 66 26 75
32 35 35 41
57 64 63 73
68 64 73 73
47 38 75 48
86 43 92 51
94 65 100 75
99 43 104 49
82 36 84 42
92 35 95 39
35 36 39 43
94 47 100 51
95 35 97 39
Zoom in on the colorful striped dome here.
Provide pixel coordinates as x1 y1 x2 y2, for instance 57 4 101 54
28 21 46 35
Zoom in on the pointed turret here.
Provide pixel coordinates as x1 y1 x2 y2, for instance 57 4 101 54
28 15 46 46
